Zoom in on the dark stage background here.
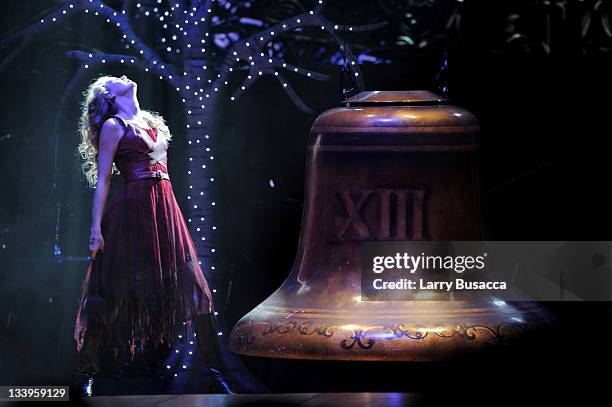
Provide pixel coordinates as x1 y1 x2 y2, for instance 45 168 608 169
1 0 611 401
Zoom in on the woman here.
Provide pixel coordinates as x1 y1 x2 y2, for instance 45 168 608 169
74 74 231 395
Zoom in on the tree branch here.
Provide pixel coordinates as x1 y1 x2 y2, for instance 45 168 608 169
231 71 259 99
0 1 79 73
1 0 182 87
229 66 316 113
278 61 330 81
275 72 314 114
211 0 380 109
169 0 188 48
176 0 189 10
91 1 181 82
122 0 135 12
200 0 216 16
314 0 326 16
1 1 74 50
66 49 181 88
319 21 365 90
332 21 388 33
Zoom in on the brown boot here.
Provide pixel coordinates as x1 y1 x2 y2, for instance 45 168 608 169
192 313 233 394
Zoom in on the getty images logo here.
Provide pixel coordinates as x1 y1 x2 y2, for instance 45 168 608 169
372 252 488 274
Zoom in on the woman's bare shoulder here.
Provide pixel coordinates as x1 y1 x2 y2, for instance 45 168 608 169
99 117 127 146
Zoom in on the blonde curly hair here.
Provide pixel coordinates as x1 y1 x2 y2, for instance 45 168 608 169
77 75 173 188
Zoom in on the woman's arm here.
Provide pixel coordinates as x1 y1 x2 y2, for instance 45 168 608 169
89 118 123 259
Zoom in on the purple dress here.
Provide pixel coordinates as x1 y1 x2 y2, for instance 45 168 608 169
74 116 213 361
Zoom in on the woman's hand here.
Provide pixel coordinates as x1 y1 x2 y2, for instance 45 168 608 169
89 229 104 260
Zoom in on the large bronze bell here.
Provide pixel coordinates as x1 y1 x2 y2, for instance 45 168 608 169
229 91 551 361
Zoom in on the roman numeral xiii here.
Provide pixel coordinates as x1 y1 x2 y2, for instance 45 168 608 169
332 189 426 242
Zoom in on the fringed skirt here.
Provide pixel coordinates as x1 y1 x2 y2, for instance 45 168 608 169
74 172 213 361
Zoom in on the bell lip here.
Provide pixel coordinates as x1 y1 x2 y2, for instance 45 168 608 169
228 300 555 361
343 90 448 106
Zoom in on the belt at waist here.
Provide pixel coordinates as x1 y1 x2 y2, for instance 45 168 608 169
124 169 170 183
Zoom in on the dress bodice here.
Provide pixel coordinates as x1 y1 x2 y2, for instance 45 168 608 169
110 117 169 183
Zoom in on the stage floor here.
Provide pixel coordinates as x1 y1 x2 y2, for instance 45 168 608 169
78 392 424 406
